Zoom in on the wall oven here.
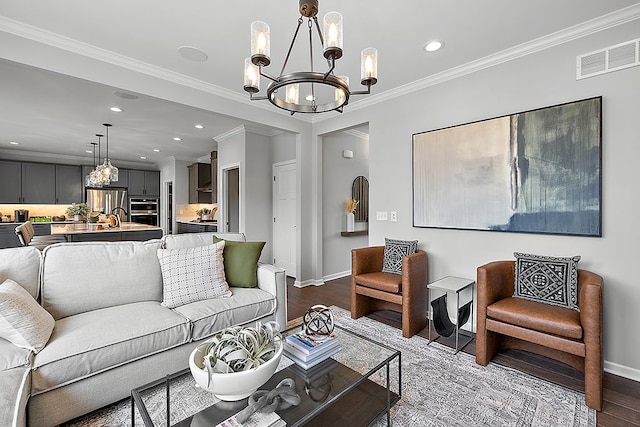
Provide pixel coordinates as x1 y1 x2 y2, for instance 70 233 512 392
129 198 159 226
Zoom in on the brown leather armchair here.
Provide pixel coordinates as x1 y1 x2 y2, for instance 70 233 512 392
351 246 428 338
476 261 603 410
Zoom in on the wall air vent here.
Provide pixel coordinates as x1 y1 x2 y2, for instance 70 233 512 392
577 38 639 80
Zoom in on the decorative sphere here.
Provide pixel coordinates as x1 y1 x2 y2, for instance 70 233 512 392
303 305 334 336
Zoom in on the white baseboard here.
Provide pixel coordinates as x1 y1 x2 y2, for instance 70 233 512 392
323 270 350 282
294 279 325 288
604 360 640 382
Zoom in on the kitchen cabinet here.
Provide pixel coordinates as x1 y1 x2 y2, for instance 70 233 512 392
0 224 20 249
177 221 217 234
0 160 21 203
22 162 56 204
188 162 212 204
129 170 160 197
55 165 82 204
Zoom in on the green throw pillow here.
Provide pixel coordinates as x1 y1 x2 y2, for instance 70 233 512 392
213 236 266 288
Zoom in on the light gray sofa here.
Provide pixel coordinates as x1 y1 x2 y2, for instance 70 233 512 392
0 232 287 427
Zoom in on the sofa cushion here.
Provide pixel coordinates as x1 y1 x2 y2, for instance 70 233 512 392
382 238 417 274
173 287 277 341
513 252 580 311
0 246 42 300
31 301 190 395
0 367 30 427
354 272 402 294
213 237 266 288
157 242 232 308
162 232 246 249
487 297 582 340
0 338 32 371
0 279 55 352
41 240 164 320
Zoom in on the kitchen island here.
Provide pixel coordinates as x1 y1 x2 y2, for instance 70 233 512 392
51 222 163 242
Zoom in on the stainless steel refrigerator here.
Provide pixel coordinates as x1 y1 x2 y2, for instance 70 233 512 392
86 188 128 223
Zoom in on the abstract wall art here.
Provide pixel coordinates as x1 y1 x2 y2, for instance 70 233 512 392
412 97 602 236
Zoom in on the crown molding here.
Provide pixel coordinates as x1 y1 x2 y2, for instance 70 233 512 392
343 129 369 140
312 4 640 123
2 4 638 126
213 125 246 142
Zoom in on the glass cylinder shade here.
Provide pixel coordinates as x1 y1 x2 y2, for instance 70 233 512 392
335 75 349 102
250 21 270 63
361 48 378 84
285 84 299 104
323 12 343 50
244 58 260 92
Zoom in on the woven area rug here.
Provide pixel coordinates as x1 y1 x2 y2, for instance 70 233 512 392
65 306 595 426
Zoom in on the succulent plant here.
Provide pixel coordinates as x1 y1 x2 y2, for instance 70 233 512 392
198 322 281 378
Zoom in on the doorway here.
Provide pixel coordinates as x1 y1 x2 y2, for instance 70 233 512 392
272 161 297 278
166 181 173 234
225 167 240 232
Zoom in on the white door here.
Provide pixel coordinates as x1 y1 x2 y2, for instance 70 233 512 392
273 161 297 278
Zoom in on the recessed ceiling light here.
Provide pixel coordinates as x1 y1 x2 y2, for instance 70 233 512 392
173 137 182 141
110 107 123 112
85 150 93 154
178 46 209 62
9 141 19 145
424 40 444 52
194 124 204 129
153 149 161 152
140 156 147 160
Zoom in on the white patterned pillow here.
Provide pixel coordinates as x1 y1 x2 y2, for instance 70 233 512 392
513 252 581 311
157 241 231 309
382 238 418 274
0 279 55 352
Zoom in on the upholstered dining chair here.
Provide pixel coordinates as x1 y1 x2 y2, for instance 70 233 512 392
351 245 428 338
476 260 603 410
15 221 66 250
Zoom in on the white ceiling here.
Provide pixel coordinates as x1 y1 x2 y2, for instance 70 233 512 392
0 1 638 165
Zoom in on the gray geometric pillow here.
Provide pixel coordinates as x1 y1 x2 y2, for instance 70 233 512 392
382 238 418 274
513 252 580 311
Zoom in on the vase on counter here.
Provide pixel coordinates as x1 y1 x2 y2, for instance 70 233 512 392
346 212 355 232
74 214 81 222
202 214 211 221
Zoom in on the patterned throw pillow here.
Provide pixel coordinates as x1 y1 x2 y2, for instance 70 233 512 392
0 279 55 352
382 238 418 274
157 241 232 309
513 252 581 311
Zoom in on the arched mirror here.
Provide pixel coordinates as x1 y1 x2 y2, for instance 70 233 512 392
352 176 369 223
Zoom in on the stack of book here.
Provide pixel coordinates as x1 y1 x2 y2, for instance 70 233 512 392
284 331 340 369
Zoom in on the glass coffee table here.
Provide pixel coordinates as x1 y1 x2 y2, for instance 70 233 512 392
131 323 401 426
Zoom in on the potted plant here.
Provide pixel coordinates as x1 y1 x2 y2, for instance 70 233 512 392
65 203 90 222
189 321 283 401
344 199 359 232
196 207 212 221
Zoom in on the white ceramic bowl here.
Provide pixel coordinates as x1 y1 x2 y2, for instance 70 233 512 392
189 340 283 401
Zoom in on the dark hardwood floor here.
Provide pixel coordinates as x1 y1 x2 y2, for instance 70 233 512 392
286 276 640 427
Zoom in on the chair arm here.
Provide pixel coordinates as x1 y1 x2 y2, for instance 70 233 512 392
257 263 287 330
477 261 516 309
578 269 603 345
351 246 385 276
401 250 428 294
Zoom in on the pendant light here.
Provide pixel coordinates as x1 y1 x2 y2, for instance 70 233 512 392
88 134 109 187
98 123 119 183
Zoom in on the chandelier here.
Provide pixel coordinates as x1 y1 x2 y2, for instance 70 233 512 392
85 135 109 187
243 0 378 114
95 123 119 183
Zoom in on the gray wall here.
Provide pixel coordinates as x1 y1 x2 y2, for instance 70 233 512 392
310 21 640 378
322 131 369 278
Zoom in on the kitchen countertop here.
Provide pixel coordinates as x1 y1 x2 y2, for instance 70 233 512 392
176 219 218 224
51 222 161 235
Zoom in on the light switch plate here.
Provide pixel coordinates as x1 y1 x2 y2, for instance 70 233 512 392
390 211 397 222
376 211 388 221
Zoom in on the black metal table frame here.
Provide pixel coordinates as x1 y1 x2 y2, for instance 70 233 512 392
131 323 401 427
